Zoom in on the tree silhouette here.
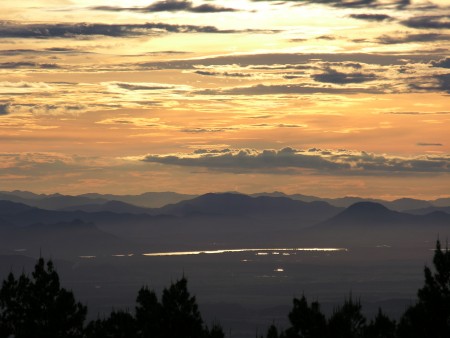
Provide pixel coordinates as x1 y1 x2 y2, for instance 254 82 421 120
364 308 396 338
0 258 86 338
85 310 137 338
160 277 204 338
135 286 162 338
327 296 366 338
205 322 226 338
398 240 450 338
284 295 326 338
133 277 224 338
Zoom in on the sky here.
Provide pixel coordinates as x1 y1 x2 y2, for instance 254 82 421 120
0 0 449 199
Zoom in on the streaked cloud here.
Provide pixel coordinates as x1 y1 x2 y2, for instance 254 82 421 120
198 83 382 96
431 57 450 68
312 67 377 84
92 0 239 13
377 33 450 44
402 15 450 30
417 143 443 146
0 21 243 39
141 147 450 174
349 13 393 21
0 103 10 115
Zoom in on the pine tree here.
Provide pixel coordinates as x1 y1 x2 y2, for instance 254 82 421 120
398 240 450 338
327 296 366 338
284 295 326 338
0 258 86 338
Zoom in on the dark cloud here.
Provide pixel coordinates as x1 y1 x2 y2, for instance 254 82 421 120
312 67 376 84
141 147 450 174
417 143 443 146
377 33 450 44
321 62 363 69
142 147 349 172
92 0 238 13
252 0 411 9
402 15 450 30
349 14 393 21
181 127 236 133
194 70 220 76
115 83 173 90
0 104 10 116
0 48 89 56
435 74 450 93
139 53 432 71
194 70 252 77
197 83 382 96
316 35 336 40
0 21 240 39
431 57 450 69
385 111 450 115
408 73 450 94
0 62 60 69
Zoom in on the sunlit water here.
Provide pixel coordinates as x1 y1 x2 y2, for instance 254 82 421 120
142 247 347 257
78 247 347 259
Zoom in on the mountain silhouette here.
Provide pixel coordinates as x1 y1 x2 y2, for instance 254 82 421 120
59 200 153 214
158 192 341 220
0 218 132 257
0 200 36 215
320 202 406 226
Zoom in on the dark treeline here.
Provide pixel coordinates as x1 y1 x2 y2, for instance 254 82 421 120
1 241 450 338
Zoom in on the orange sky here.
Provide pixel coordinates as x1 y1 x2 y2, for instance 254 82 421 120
0 0 449 199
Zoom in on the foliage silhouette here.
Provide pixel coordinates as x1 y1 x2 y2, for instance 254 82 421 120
160 277 204 338
397 240 450 338
327 296 366 338
284 295 326 338
85 310 137 338
135 286 162 337
0 258 87 338
364 308 396 338
86 277 224 338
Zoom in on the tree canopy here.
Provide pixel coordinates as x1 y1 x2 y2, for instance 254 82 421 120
0 258 87 338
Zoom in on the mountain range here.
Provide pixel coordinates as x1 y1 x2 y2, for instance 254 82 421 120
0 191 449 258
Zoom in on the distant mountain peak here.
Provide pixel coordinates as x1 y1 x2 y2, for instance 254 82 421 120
346 202 391 213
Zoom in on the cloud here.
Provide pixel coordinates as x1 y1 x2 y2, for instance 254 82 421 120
0 21 240 39
349 14 393 21
197 83 382 95
140 147 450 174
96 117 170 129
194 70 252 77
92 0 238 13
431 57 450 69
0 48 90 56
385 111 450 115
180 127 237 133
377 33 450 44
0 62 61 69
417 143 443 146
115 83 174 91
139 52 424 72
142 147 349 172
1 103 86 116
252 0 411 9
402 15 450 30
312 67 377 84
0 103 11 115
435 74 450 93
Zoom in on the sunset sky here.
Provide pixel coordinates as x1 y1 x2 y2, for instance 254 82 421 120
1 0 449 199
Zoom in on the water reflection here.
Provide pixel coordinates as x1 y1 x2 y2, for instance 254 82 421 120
142 247 347 257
